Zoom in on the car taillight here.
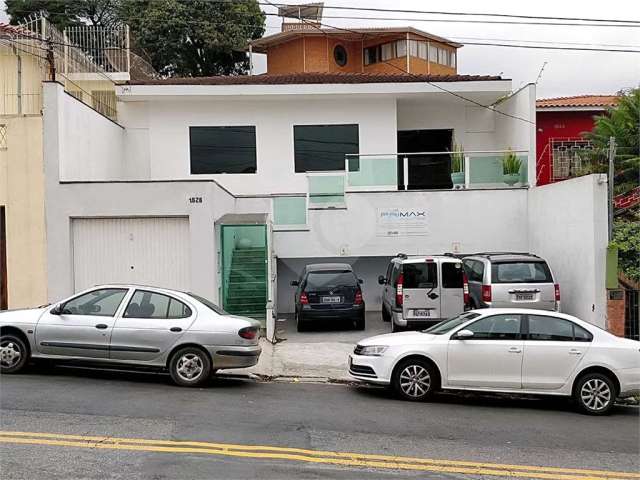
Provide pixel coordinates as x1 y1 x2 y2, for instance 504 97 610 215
300 292 309 304
463 272 470 306
354 289 363 305
482 285 492 302
395 273 404 306
554 283 560 301
238 326 258 340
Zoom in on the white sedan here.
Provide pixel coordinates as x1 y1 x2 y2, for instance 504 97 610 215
349 309 640 415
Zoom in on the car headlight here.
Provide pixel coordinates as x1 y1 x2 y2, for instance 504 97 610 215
359 345 388 356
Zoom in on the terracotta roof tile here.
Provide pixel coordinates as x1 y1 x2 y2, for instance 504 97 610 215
0 22 39 38
129 72 503 86
537 95 619 109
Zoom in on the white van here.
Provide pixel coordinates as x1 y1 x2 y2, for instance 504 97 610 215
378 254 469 332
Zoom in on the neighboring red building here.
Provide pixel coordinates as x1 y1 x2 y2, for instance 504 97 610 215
536 95 618 186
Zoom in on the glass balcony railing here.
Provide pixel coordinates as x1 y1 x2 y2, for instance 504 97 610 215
272 196 307 229
307 173 346 208
344 151 529 191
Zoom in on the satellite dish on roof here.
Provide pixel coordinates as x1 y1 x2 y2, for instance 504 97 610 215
278 2 324 21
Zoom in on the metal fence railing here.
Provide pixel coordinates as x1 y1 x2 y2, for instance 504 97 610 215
0 13 122 119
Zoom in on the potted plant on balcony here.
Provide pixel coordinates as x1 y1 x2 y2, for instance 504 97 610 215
450 144 465 186
502 149 522 186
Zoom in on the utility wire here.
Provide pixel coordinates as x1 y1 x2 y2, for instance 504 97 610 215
256 1 640 25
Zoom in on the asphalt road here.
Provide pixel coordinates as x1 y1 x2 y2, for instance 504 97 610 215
0 365 638 480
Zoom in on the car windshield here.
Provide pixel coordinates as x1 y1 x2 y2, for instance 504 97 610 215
491 261 552 283
423 312 481 334
305 271 356 289
187 293 227 315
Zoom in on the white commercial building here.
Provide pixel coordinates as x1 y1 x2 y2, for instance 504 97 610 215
41 74 608 330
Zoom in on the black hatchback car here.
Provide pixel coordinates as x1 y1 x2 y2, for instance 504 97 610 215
291 263 365 332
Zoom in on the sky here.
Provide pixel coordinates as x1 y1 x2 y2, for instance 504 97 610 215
2 0 639 98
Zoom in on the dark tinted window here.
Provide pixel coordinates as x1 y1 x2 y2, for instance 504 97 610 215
190 126 256 174
402 263 437 289
364 46 379 65
124 291 191 319
464 314 522 340
390 263 401 285
442 262 463 288
491 261 553 284
62 288 127 317
333 45 348 66
527 315 592 342
305 270 356 290
294 124 359 172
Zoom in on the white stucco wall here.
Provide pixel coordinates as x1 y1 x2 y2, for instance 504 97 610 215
495 84 537 186
118 96 398 195
53 85 125 181
527 174 608 326
273 189 529 258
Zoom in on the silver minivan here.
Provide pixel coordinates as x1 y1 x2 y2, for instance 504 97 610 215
378 254 468 332
462 253 560 311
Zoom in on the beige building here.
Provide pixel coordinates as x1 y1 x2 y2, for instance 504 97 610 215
0 17 125 308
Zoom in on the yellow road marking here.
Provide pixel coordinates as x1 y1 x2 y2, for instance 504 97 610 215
0 431 636 480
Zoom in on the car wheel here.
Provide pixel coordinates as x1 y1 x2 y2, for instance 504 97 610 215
382 306 391 322
355 314 365 330
391 320 401 333
169 346 211 387
392 358 438 402
296 312 307 332
0 334 29 374
574 373 616 415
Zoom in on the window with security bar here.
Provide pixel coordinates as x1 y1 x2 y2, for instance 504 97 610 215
551 139 595 180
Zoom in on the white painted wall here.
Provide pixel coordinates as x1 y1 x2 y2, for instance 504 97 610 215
119 96 398 195
56 88 125 181
527 174 608 326
495 84 537 186
273 189 529 258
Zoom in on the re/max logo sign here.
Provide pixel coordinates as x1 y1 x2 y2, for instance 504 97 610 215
380 210 426 219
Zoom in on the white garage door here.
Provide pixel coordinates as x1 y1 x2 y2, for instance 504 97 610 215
72 217 190 292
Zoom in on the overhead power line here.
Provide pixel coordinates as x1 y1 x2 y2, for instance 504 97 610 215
256 1 640 25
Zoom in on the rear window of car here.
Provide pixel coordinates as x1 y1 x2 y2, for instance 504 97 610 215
491 261 553 284
187 293 227 315
305 271 357 289
402 262 437 289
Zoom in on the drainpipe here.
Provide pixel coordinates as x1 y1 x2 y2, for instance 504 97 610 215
406 32 410 73
249 43 253 75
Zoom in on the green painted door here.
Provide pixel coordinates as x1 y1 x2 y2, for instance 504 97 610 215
221 225 267 322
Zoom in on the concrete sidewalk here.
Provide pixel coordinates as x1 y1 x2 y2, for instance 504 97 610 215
227 312 388 381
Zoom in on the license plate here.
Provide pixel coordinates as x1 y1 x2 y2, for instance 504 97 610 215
515 293 534 301
414 309 431 317
322 296 341 303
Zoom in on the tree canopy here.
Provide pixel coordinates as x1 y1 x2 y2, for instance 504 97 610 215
5 0 265 77
585 87 640 196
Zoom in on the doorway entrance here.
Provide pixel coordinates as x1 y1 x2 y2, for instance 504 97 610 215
219 218 269 323
397 129 453 190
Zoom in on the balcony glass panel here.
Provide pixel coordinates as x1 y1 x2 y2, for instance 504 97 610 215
273 197 307 228
347 155 397 189
308 174 345 208
468 154 528 187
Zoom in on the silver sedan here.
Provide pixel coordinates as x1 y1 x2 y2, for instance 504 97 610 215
0 285 262 387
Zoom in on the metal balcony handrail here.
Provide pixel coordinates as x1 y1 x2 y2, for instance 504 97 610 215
345 149 529 157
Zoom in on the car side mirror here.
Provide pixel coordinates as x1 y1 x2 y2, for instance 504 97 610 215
378 275 386 285
50 304 63 315
455 329 474 339
358 278 364 284
290 280 299 287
